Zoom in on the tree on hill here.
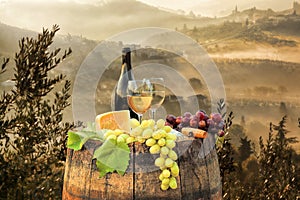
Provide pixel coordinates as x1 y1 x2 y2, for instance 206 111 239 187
0 25 73 199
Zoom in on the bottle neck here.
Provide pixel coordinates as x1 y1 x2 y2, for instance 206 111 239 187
122 52 131 71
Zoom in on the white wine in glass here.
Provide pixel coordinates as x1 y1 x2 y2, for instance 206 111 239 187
127 79 153 122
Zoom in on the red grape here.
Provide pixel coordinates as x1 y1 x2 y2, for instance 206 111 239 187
198 120 206 128
217 130 225 137
191 115 199 122
190 119 198 128
196 111 206 120
206 119 214 127
211 113 222 123
181 116 190 126
165 121 173 128
166 114 177 125
175 116 182 125
183 112 192 118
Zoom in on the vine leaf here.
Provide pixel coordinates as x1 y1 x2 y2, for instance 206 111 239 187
93 139 130 177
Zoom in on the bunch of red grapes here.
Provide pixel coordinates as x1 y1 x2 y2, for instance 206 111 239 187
165 110 225 137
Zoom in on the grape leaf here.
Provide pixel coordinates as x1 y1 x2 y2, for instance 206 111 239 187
67 129 104 150
93 139 130 176
67 122 107 150
96 160 115 178
67 131 87 150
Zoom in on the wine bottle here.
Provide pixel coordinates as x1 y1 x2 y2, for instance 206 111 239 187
113 47 139 119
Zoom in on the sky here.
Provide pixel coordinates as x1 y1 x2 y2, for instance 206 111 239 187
0 0 295 17
138 0 295 16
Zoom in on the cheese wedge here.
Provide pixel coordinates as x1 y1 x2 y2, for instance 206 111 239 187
95 110 130 133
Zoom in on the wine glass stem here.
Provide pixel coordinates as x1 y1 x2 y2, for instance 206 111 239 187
151 109 156 120
138 114 142 123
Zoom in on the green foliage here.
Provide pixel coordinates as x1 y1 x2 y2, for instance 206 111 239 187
238 136 253 163
255 116 299 199
218 116 300 199
0 25 73 199
217 138 241 199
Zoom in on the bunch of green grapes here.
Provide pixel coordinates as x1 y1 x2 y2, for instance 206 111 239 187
103 128 130 143
129 118 179 191
103 118 180 190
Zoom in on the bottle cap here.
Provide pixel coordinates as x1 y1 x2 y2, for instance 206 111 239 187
122 47 131 54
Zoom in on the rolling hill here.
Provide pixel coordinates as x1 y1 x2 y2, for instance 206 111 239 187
0 0 216 40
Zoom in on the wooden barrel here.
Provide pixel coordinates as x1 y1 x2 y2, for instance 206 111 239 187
63 135 222 200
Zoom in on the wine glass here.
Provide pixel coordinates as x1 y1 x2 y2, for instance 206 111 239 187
149 78 165 120
127 79 153 123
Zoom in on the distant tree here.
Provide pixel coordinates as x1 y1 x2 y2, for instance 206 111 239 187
279 101 287 116
183 23 188 31
0 25 73 199
245 18 249 27
192 26 198 32
240 115 246 127
188 11 196 18
228 124 246 147
238 136 253 164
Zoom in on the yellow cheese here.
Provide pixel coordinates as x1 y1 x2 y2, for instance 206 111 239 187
95 110 130 133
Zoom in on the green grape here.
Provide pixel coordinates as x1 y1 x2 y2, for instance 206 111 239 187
160 146 169 156
156 119 165 129
130 118 140 129
126 136 136 144
163 125 172 133
117 135 126 143
145 138 156 147
162 178 170 186
137 137 145 143
140 120 151 129
159 129 167 138
162 169 171 178
152 131 162 140
168 150 178 161
119 133 129 140
157 138 166 146
169 177 177 189
106 134 117 141
160 166 167 170
149 144 161 154
171 171 179 177
161 183 169 191
159 173 164 181
114 129 123 136
171 162 179 176
166 133 177 141
154 157 165 167
166 139 176 149
104 130 115 139
164 158 174 168
142 128 153 139
148 119 155 129
131 126 143 137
